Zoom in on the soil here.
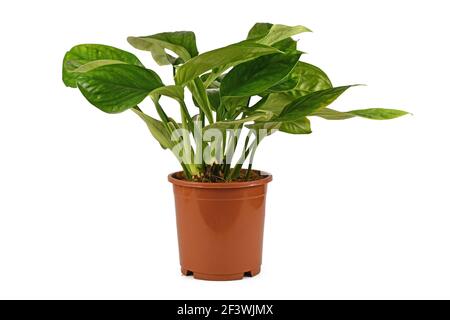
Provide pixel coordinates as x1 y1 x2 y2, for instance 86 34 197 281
173 166 266 183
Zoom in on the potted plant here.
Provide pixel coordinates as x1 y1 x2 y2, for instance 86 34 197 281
62 23 408 280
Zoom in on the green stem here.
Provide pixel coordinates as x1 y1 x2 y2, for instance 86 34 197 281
245 142 258 180
229 132 254 180
223 125 243 179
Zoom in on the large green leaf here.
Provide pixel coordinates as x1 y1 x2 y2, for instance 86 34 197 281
313 108 409 120
127 31 198 66
220 52 301 97
62 44 143 88
244 62 334 117
264 62 303 93
175 42 280 85
132 108 173 149
278 86 353 120
76 64 163 113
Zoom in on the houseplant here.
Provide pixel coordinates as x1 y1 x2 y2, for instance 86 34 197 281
62 23 408 280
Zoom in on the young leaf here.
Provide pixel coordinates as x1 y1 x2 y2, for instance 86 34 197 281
175 42 280 85
312 108 409 120
348 108 409 120
62 44 143 88
76 64 163 113
247 22 299 53
311 108 354 120
127 31 198 66
247 23 311 43
220 52 301 97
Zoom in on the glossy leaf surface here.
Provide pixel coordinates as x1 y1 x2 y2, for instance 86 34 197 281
127 31 198 65
77 64 163 113
220 52 301 97
63 44 143 87
175 42 279 85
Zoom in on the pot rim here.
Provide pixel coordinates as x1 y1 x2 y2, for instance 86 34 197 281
168 170 272 189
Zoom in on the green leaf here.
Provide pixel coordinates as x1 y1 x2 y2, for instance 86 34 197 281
175 42 280 85
279 117 312 134
248 23 310 45
220 52 301 97
264 62 302 93
260 24 311 45
278 86 354 120
245 62 334 117
312 107 409 120
62 44 143 88
150 85 184 102
206 88 221 111
71 59 128 73
132 108 173 149
76 64 163 113
247 22 274 39
247 22 300 53
247 93 293 116
348 108 409 120
281 62 332 97
311 108 354 120
187 78 214 123
127 31 198 66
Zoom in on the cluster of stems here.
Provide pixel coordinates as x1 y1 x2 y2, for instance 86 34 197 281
134 74 266 181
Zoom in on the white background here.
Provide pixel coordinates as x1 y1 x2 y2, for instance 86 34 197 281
1 0 449 299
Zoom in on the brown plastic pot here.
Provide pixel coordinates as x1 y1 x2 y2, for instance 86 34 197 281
168 171 272 281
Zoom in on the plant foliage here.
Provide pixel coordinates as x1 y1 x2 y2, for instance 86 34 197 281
62 23 408 181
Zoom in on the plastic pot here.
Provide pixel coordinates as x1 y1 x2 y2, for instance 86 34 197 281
168 171 272 281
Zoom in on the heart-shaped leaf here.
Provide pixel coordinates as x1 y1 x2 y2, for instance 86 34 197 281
220 52 301 97
63 44 143 88
76 64 163 113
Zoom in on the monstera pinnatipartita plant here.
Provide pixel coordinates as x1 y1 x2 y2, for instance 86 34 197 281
62 23 408 182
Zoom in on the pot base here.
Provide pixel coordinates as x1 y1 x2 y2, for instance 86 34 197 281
181 267 261 281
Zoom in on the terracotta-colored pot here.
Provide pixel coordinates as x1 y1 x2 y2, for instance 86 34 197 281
168 171 272 281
